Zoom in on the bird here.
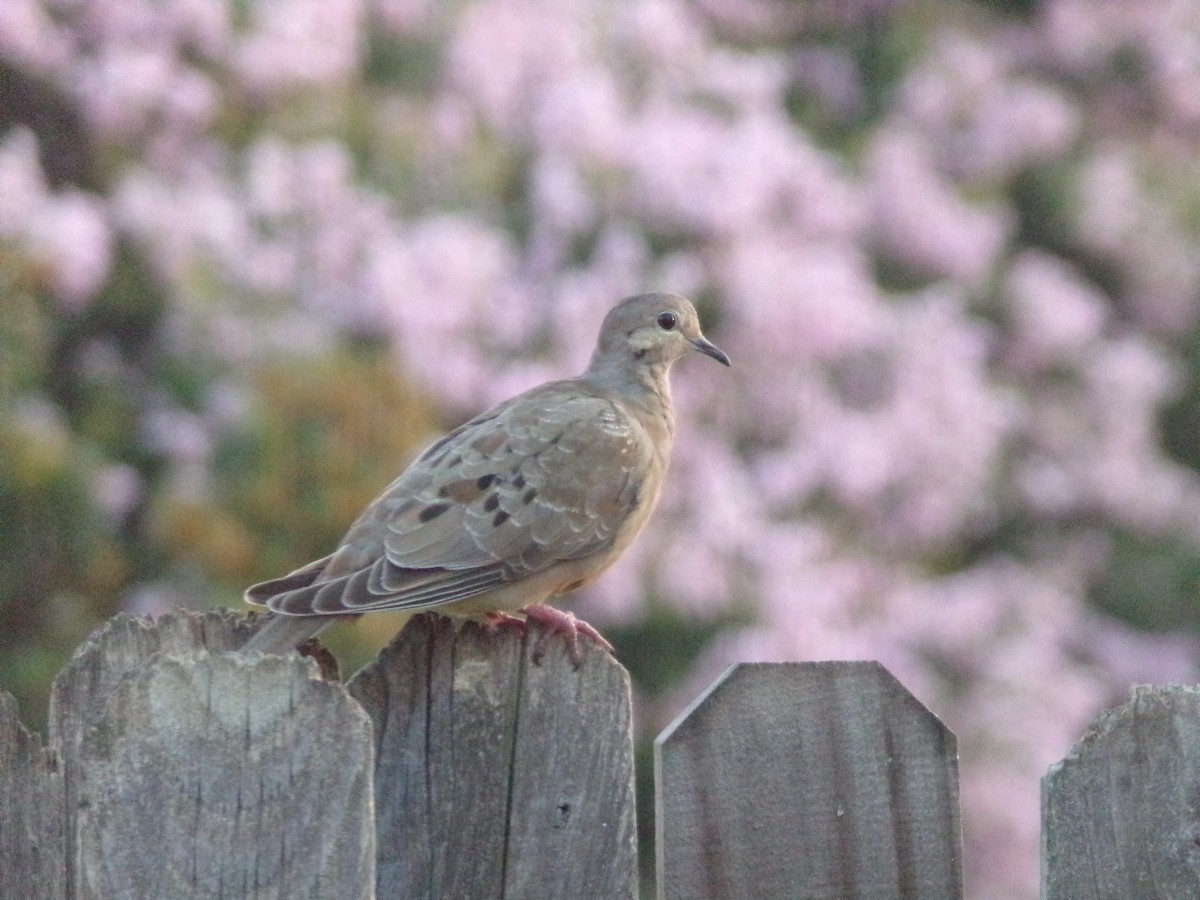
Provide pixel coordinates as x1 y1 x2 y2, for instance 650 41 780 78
243 292 730 663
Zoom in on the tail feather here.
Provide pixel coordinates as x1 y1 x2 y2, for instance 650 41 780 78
243 613 328 654
245 554 332 607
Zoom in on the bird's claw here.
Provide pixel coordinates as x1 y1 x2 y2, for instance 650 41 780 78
521 605 614 668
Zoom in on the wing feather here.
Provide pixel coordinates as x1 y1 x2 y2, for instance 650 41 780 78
246 379 649 617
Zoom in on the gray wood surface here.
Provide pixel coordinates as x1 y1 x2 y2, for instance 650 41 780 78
2 610 375 900
1042 684 1200 899
0 690 65 900
655 661 962 900
349 613 639 900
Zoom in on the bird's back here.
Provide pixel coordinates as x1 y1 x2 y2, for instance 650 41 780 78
247 373 671 618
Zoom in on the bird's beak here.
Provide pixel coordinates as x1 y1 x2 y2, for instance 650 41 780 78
690 336 731 367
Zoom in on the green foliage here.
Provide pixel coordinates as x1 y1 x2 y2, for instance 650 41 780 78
1093 529 1200 633
0 280 51 397
153 346 437 589
0 397 127 728
1162 366 1200 475
0 233 435 728
608 605 739 694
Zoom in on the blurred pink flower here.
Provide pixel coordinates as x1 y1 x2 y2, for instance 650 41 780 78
867 128 1011 284
0 129 112 307
28 189 113 308
234 0 364 93
898 32 1079 182
447 0 594 137
368 215 518 407
92 464 143 523
0 0 72 71
0 129 47 234
1006 251 1108 369
1075 151 1200 332
722 239 883 362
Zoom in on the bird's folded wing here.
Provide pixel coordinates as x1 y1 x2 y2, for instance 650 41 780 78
249 382 647 616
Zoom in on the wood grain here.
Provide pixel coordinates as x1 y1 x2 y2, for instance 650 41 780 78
348 613 639 900
3 611 375 900
1042 684 1200 899
656 661 962 900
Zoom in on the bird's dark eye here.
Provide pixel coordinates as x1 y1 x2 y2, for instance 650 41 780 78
657 311 678 331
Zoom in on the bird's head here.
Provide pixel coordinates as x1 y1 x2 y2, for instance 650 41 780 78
589 293 731 378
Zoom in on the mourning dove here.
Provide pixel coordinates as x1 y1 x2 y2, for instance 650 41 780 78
243 292 730 662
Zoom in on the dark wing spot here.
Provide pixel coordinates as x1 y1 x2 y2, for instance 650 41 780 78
442 479 483 503
493 510 510 527
523 488 538 504
419 504 451 523
512 473 526 489
476 473 497 489
483 493 500 512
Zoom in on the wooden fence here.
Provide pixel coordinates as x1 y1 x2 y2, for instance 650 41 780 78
1 609 1198 899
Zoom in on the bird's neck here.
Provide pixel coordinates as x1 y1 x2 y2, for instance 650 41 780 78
587 354 672 399
586 358 676 444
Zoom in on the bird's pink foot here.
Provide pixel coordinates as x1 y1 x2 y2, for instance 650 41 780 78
483 611 527 634
521 605 614 668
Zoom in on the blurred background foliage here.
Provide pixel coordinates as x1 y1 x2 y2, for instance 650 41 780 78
3 1 1200 895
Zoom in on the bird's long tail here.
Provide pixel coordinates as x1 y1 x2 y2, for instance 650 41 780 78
242 613 329 654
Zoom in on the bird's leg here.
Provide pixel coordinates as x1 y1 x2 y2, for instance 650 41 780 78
296 638 341 681
483 611 527 634
521 605 614 668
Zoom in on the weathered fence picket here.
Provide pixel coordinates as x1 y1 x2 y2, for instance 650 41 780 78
0 610 636 900
1 690 64 900
4 611 376 900
655 662 962 900
1042 684 1200 899
346 613 638 899
2 609 1199 900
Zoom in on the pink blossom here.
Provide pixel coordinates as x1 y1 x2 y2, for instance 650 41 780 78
143 406 212 465
0 129 46 234
27 189 113 308
0 129 112 307
446 0 593 136
626 104 862 239
529 71 628 163
92 464 143 522
234 0 364 94
1006 251 1108 369
897 32 1079 182
0 0 72 71
367 215 517 407
867 128 1011 284
1074 149 1200 331
616 0 706 71
721 238 884 362
949 80 1079 181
